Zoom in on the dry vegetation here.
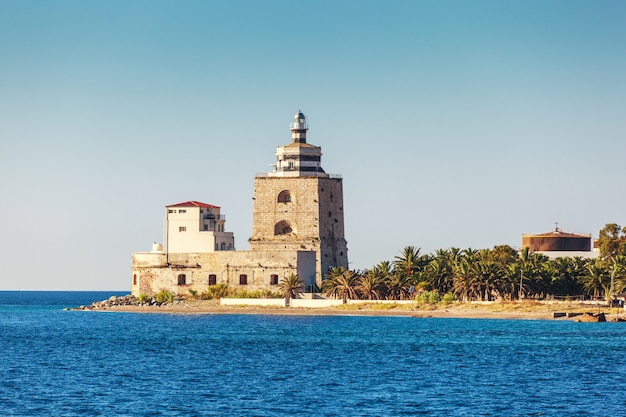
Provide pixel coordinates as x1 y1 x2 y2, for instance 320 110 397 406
108 298 624 320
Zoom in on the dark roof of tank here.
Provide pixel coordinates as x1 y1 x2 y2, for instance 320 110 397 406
523 227 591 239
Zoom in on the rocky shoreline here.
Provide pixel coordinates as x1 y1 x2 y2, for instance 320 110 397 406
71 294 187 311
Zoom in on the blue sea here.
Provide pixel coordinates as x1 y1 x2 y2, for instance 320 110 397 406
1 292 625 416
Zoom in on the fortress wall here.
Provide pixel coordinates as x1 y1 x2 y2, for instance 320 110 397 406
131 250 315 296
132 253 167 267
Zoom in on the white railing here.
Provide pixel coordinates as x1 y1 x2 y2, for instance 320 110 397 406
256 172 342 179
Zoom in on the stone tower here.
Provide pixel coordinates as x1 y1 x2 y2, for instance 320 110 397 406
249 110 348 285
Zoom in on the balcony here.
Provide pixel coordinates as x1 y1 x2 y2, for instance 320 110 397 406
289 122 308 130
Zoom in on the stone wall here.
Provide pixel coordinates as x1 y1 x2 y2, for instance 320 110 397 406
131 250 316 297
250 176 348 284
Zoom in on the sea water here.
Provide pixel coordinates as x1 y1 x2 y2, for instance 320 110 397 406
1 291 625 416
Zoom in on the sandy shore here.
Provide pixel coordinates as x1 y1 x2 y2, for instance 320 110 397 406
86 299 626 321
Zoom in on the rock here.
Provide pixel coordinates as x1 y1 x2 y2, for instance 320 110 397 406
576 312 606 322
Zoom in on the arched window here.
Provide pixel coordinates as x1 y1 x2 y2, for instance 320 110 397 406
274 220 293 235
177 274 186 285
239 274 248 285
208 274 217 285
277 190 292 203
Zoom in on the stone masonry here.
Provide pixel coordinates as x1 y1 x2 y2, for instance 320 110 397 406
249 174 348 286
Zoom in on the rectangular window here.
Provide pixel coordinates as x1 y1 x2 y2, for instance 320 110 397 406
208 274 217 285
270 274 279 285
179 209 186 213
179 226 186 232
168 209 174 213
239 274 248 285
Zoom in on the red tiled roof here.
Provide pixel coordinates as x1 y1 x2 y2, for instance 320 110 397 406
167 201 220 209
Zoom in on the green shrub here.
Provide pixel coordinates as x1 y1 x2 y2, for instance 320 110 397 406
188 289 198 299
232 289 262 298
137 293 150 303
418 290 441 304
154 290 174 303
441 292 456 305
201 283 231 300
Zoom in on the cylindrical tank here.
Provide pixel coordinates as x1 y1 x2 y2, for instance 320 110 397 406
522 228 591 252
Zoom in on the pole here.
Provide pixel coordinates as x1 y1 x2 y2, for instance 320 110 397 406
519 268 523 301
610 265 615 306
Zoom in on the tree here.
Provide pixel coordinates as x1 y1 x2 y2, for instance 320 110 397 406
581 261 609 300
453 258 476 302
322 267 359 301
597 223 626 260
278 273 304 306
393 246 423 278
385 271 414 300
612 255 626 294
358 269 385 300
425 257 454 294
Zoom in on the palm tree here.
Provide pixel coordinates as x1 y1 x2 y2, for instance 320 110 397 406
581 261 609 300
393 246 422 278
452 258 476 301
373 261 394 298
385 271 414 300
278 273 304 306
426 257 454 293
462 248 479 264
358 269 385 300
322 267 359 302
516 247 550 298
473 260 502 301
612 255 626 294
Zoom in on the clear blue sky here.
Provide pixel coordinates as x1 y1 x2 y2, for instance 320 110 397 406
1 0 625 290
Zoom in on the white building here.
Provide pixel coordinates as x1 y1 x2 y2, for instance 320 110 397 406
165 201 235 254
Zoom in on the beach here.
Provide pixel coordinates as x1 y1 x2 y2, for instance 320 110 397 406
85 298 626 321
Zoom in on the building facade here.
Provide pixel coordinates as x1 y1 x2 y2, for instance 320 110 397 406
166 201 234 254
131 111 348 296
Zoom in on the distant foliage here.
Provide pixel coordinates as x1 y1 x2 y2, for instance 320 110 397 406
319 230 626 302
597 223 626 260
